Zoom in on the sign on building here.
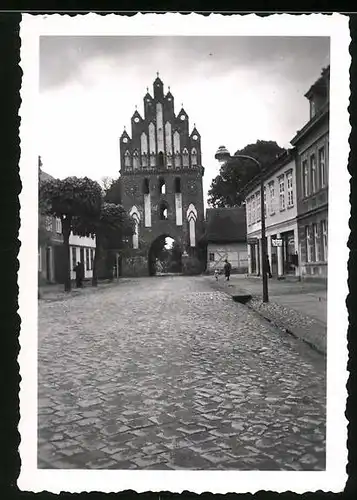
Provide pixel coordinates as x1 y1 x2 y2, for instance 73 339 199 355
272 238 283 247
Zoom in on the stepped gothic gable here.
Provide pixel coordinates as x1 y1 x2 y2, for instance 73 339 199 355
119 74 205 276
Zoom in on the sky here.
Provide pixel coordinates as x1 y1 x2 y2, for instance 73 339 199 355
39 35 330 207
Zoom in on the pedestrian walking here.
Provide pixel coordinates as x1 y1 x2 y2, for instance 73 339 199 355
214 269 219 281
74 261 84 288
223 258 232 281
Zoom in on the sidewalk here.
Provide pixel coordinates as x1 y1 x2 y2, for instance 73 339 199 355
206 274 327 355
38 278 134 301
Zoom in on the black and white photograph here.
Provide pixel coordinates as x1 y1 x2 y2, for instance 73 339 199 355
18 13 350 494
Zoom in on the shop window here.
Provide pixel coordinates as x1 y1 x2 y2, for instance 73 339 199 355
306 225 315 263
209 252 215 262
313 223 321 262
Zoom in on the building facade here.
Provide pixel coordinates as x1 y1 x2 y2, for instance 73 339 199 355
119 74 205 276
206 207 248 274
245 150 300 278
39 168 97 284
291 66 329 279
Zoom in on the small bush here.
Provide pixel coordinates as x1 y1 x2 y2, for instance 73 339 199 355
182 257 203 276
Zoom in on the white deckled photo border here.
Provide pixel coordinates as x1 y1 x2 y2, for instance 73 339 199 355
18 12 350 494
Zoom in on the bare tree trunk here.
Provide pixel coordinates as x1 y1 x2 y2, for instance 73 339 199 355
62 217 71 292
92 236 101 287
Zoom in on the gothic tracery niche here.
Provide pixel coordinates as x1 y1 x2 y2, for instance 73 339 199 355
191 148 197 166
124 150 131 168
182 148 189 167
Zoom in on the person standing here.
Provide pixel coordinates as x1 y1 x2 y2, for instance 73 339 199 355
223 258 232 281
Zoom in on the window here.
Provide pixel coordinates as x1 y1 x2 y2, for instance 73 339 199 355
38 247 42 272
318 147 326 188
45 216 53 231
310 154 317 193
143 178 150 195
263 186 267 218
247 199 251 225
305 226 313 263
256 192 261 222
159 177 166 195
321 220 328 261
182 148 189 167
86 248 90 271
286 171 294 207
269 182 275 215
175 177 181 193
90 249 94 269
310 100 315 118
191 148 197 166
159 201 168 220
209 252 215 262
252 196 256 223
303 160 309 197
71 247 77 270
158 151 164 167
313 223 321 262
279 176 285 211
55 218 62 234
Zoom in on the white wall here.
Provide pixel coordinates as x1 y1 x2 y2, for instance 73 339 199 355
246 158 297 238
207 242 248 273
69 232 96 248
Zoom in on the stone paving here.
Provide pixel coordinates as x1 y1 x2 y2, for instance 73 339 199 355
38 276 326 470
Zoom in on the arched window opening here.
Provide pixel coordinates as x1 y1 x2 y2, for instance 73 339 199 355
159 177 166 195
175 177 181 193
133 150 139 170
142 152 148 167
124 150 131 167
143 178 150 194
182 147 189 167
158 151 164 167
191 148 198 166
159 201 169 220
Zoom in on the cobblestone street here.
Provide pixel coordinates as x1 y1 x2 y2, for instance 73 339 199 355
38 276 326 471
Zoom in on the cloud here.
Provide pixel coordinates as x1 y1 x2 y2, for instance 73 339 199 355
39 35 330 206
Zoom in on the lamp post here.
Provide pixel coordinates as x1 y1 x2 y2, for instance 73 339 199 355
215 146 269 302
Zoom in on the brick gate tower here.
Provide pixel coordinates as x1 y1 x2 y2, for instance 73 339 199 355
119 74 205 276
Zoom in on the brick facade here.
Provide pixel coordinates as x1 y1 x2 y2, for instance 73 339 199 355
119 75 205 276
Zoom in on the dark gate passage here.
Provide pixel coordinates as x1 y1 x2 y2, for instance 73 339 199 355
148 235 183 276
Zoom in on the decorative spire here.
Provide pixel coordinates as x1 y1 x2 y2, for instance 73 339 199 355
194 123 196 128
146 86 149 92
168 85 170 91
157 71 159 77
135 105 137 110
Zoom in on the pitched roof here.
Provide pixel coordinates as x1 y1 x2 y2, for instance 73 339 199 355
39 169 55 182
205 207 247 243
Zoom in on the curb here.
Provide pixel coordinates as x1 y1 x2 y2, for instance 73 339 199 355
210 280 326 356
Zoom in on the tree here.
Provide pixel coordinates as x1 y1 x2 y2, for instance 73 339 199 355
72 202 135 287
208 140 286 207
39 176 103 292
104 177 122 205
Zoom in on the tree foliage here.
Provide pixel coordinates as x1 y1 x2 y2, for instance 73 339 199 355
208 140 286 208
103 177 122 205
72 202 135 286
39 176 103 291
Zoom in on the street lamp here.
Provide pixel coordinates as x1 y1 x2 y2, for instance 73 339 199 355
215 145 269 303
